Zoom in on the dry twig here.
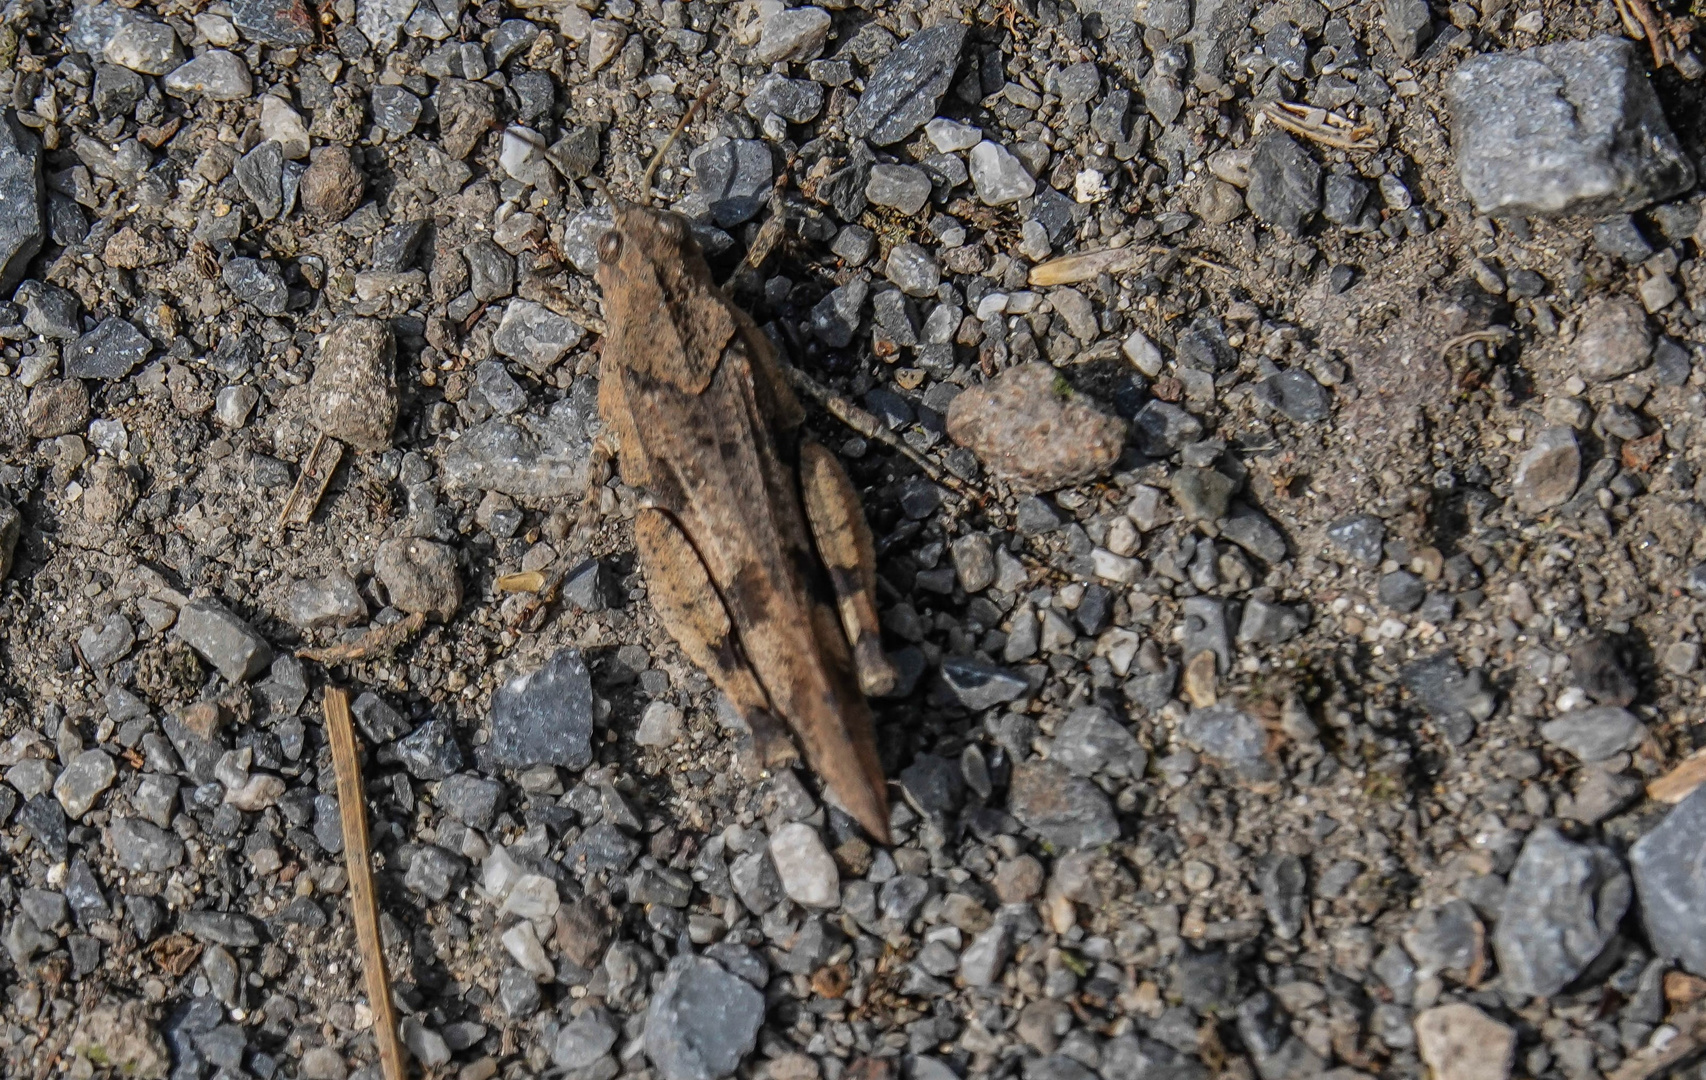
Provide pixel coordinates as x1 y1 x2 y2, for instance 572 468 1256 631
1649 747 1706 804
297 611 426 665
322 687 407 1080
1614 0 1674 66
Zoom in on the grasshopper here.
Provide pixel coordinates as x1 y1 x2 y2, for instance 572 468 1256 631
587 194 898 844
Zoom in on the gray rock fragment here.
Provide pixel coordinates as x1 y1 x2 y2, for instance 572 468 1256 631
939 656 1028 711
0 112 45 294
643 954 765 1080
1539 706 1646 762
1573 297 1652 381
1449 37 1695 217
1180 704 1267 769
442 398 594 499
173 600 274 683
1051 707 1146 778
1382 0 1432 59
846 23 967 146
492 300 584 372
1325 514 1385 567
1512 426 1580 514
110 817 185 871
1494 824 1630 997
1630 785 1706 977
969 141 1036 206
375 538 462 621
490 649 594 770
1007 760 1119 849
65 317 150 380
1245 131 1321 235
690 138 773 228
1402 653 1495 745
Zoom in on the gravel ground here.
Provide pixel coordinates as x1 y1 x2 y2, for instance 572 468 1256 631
1 0 1706 1078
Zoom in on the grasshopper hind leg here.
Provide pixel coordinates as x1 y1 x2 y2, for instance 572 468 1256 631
797 441 898 697
632 508 799 771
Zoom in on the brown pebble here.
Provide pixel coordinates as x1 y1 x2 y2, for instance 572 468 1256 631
994 854 1045 903
26 379 90 439
180 701 225 741
375 537 462 622
944 362 1127 493
554 896 612 968
82 459 137 525
299 145 365 222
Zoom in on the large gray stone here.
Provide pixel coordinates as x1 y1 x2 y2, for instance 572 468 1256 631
172 601 274 683
1539 706 1646 763
1494 824 1630 997
1448 36 1695 217
1511 427 1580 514
442 397 594 499
1630 785 1706 977
0 111 45 293
65 317 150 380
643 954 764 1080
1244 131 1320 236
310 316 397 451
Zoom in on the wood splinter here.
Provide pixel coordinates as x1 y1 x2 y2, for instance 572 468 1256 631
278 432 345 530
322 687 407 1080
297 611 427 665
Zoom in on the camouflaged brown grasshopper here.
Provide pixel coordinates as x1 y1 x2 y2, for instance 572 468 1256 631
582 168 898 843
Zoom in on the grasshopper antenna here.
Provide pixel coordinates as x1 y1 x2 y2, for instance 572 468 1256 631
640 80 719 206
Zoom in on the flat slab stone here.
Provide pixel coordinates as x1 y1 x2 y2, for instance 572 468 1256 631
172 600 274 683
489 649 594 770
1448 36 1695 217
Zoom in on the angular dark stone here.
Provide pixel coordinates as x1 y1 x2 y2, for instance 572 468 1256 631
689 138 773 228
846 23 968 146
1325 514 1385 567
939 656 1028 711
65 317 150 380
1221 504 1288 564
235 140 285 220
1245 131 1321 235
1007 760 1119 850
489 649 594 770
564 822 640 876
1253 369 1330 423
393 719 465 781
0 111 46 293
20 794 67 862
1402 652 1495 745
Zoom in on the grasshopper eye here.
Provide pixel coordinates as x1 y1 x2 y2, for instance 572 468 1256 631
597 231 623 264
658 215 686 243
